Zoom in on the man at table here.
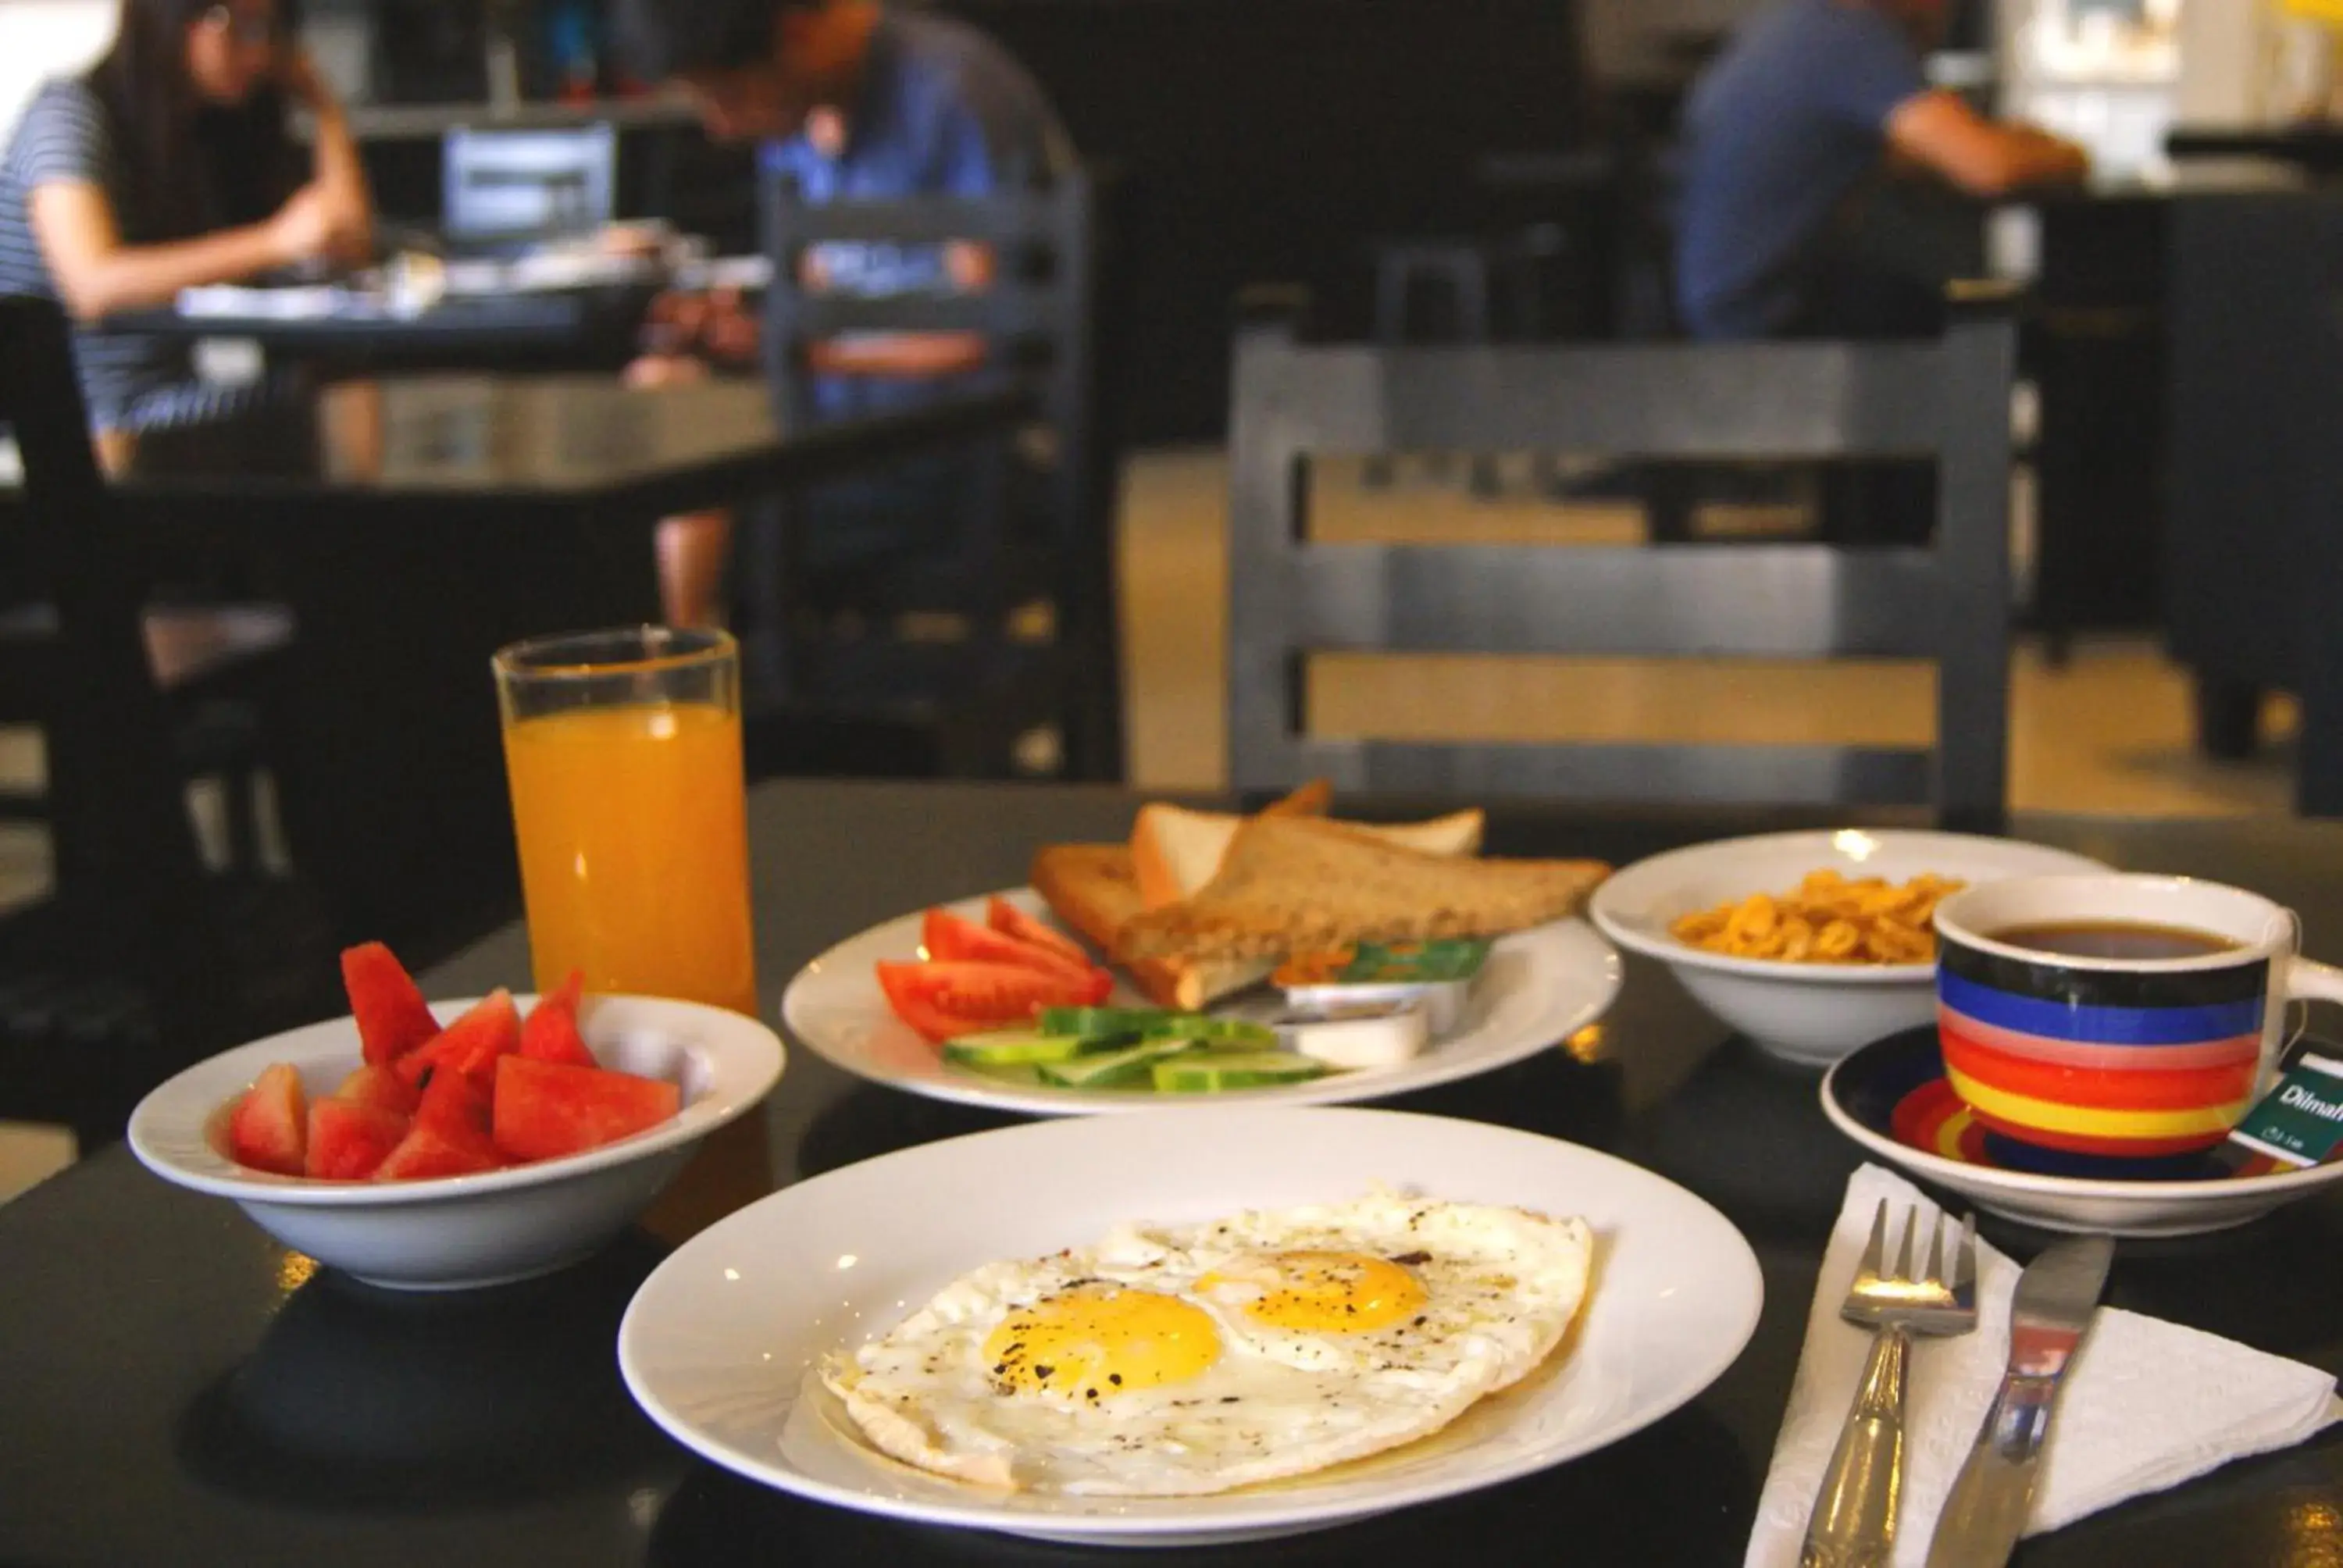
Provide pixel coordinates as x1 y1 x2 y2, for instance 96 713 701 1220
617 0 1071 628
1674 0 2090 340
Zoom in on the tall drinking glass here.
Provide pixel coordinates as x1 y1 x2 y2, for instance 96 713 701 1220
493 627 759 1017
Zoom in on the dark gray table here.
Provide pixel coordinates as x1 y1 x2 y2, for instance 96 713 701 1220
6 781 2343 1566
75 376 1030 956
112 284 661 372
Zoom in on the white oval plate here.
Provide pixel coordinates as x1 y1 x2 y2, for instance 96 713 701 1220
617 1107 1762 1546
780 889 1621 1114
1589 831 2109 1066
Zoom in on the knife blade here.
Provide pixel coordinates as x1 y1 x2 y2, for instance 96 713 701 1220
1924 1234 2115 1568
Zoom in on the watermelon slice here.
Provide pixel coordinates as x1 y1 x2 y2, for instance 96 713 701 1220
519 970 597 1068
305 1099 410 1180
373 1119 505 1181
392 989 522 1089
341 943 443 1067
331 1064 421 1116
412 1060 492 1144
228 1063 308 1175
492 1056 681 1164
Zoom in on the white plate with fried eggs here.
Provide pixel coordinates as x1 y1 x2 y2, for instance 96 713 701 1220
617 1107 1761 1547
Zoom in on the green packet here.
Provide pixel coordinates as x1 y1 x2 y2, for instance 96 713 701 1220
1337 940 1492 985
2217 1050 2343 1174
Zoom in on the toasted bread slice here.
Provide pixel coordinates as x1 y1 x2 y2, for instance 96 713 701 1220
1116 816 1608 964
1029 843 1273 1010
1130 781 1334 909
1132 801 1486 911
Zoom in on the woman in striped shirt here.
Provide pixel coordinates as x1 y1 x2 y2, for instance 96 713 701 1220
0 0 371 458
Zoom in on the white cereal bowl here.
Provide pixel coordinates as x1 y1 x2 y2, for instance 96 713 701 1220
128 994 785 1292
1589 831 2110 1067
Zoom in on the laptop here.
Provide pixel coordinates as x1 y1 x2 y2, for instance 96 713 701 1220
440 123 619 256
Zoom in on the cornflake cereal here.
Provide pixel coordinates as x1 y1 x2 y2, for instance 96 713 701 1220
1668 870 1966 964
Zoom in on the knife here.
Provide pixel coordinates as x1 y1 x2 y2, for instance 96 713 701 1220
1924 1234 2116 1568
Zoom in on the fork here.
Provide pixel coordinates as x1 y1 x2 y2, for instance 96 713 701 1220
1799 1200 1980 1568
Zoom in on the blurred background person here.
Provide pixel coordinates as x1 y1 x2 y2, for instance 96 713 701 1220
0 0 373 465
617 0 1069 629
1675 0 2090 342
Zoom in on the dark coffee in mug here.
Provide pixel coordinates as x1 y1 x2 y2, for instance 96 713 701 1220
1986 921 2241 962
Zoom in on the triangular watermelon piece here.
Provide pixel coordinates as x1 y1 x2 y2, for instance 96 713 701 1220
341 943 443 1067
305 1099 411 1180
229 1063 308 1175
492 1056 680 1164
391 989 522 1089
331 1064 421 1116
372 1119 505 1181
412 1060 492 1144
519 971 597 1068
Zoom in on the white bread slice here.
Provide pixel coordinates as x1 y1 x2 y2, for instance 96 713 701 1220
1117 816 1608 964
1132 803 1486 911
1029 843 1272 1010
1130 781 1332 909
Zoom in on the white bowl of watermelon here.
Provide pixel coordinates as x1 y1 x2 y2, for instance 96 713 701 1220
129 945 785 1292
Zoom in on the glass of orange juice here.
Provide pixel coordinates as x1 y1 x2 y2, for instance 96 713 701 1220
492 627 758 1017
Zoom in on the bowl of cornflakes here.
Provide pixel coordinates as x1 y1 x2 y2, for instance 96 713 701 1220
1589 831 2108 1067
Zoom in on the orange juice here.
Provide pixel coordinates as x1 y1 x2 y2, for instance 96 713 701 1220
501 702 758 1017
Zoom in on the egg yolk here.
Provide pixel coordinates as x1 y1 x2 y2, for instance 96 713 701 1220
1206 1251 1429 1334
982 1285 1221 1399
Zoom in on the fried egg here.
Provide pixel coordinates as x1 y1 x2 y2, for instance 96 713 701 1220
820 1191 1592 1495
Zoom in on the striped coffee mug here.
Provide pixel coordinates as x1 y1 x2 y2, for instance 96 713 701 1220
1931 875 2343 1164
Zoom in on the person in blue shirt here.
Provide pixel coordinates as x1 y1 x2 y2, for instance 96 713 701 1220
1674 0 2089 340
617 0 1069 626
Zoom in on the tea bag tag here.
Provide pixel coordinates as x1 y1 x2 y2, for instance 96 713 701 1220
2217 1050 2343 1174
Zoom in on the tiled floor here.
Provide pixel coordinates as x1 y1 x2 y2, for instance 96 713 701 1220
0 449 2305 1201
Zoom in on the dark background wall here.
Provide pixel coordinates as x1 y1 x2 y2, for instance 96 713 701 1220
933 0 1593 441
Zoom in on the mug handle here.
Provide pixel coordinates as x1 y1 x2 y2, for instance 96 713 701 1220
2286 955 2343 1010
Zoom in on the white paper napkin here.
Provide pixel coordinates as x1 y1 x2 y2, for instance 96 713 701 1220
1746 1164 2340 1568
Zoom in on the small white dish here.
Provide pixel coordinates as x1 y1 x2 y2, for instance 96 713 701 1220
780 889 1622 1114
1589 830 2109 1067
616 1107 1763 1547
128 995 785 1292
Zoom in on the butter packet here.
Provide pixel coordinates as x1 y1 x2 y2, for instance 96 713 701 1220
2216 1051 2343 1175
1275 941 1492 1040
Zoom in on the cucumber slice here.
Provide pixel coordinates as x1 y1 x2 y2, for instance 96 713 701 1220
943 1029 1086 1067
958 1060 1045 1087
1150 1051 1330 1092
1037 1037 1195 1089
1145 1017 1278 1050
1036 1006 1172 1041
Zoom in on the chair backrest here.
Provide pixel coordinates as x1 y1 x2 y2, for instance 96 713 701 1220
756 166 1100 459
442 123 618 244
0 298 217 989
1225 291 2017 826
755 166 1127 779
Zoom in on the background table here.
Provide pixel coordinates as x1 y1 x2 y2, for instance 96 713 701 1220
5 782 2343 1566
115 283 662 373
6 378 1032 959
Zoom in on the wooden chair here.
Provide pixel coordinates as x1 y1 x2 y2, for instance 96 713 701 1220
740 166 1126 783
0 297 340 1150
1225 288 2018 829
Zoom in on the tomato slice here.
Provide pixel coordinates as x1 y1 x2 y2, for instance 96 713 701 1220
876 959 1108 1042
923 907 1094 982
876 962 988 1042
985 896 1093 968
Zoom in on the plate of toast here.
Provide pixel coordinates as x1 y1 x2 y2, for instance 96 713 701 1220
779 786 1622 1114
